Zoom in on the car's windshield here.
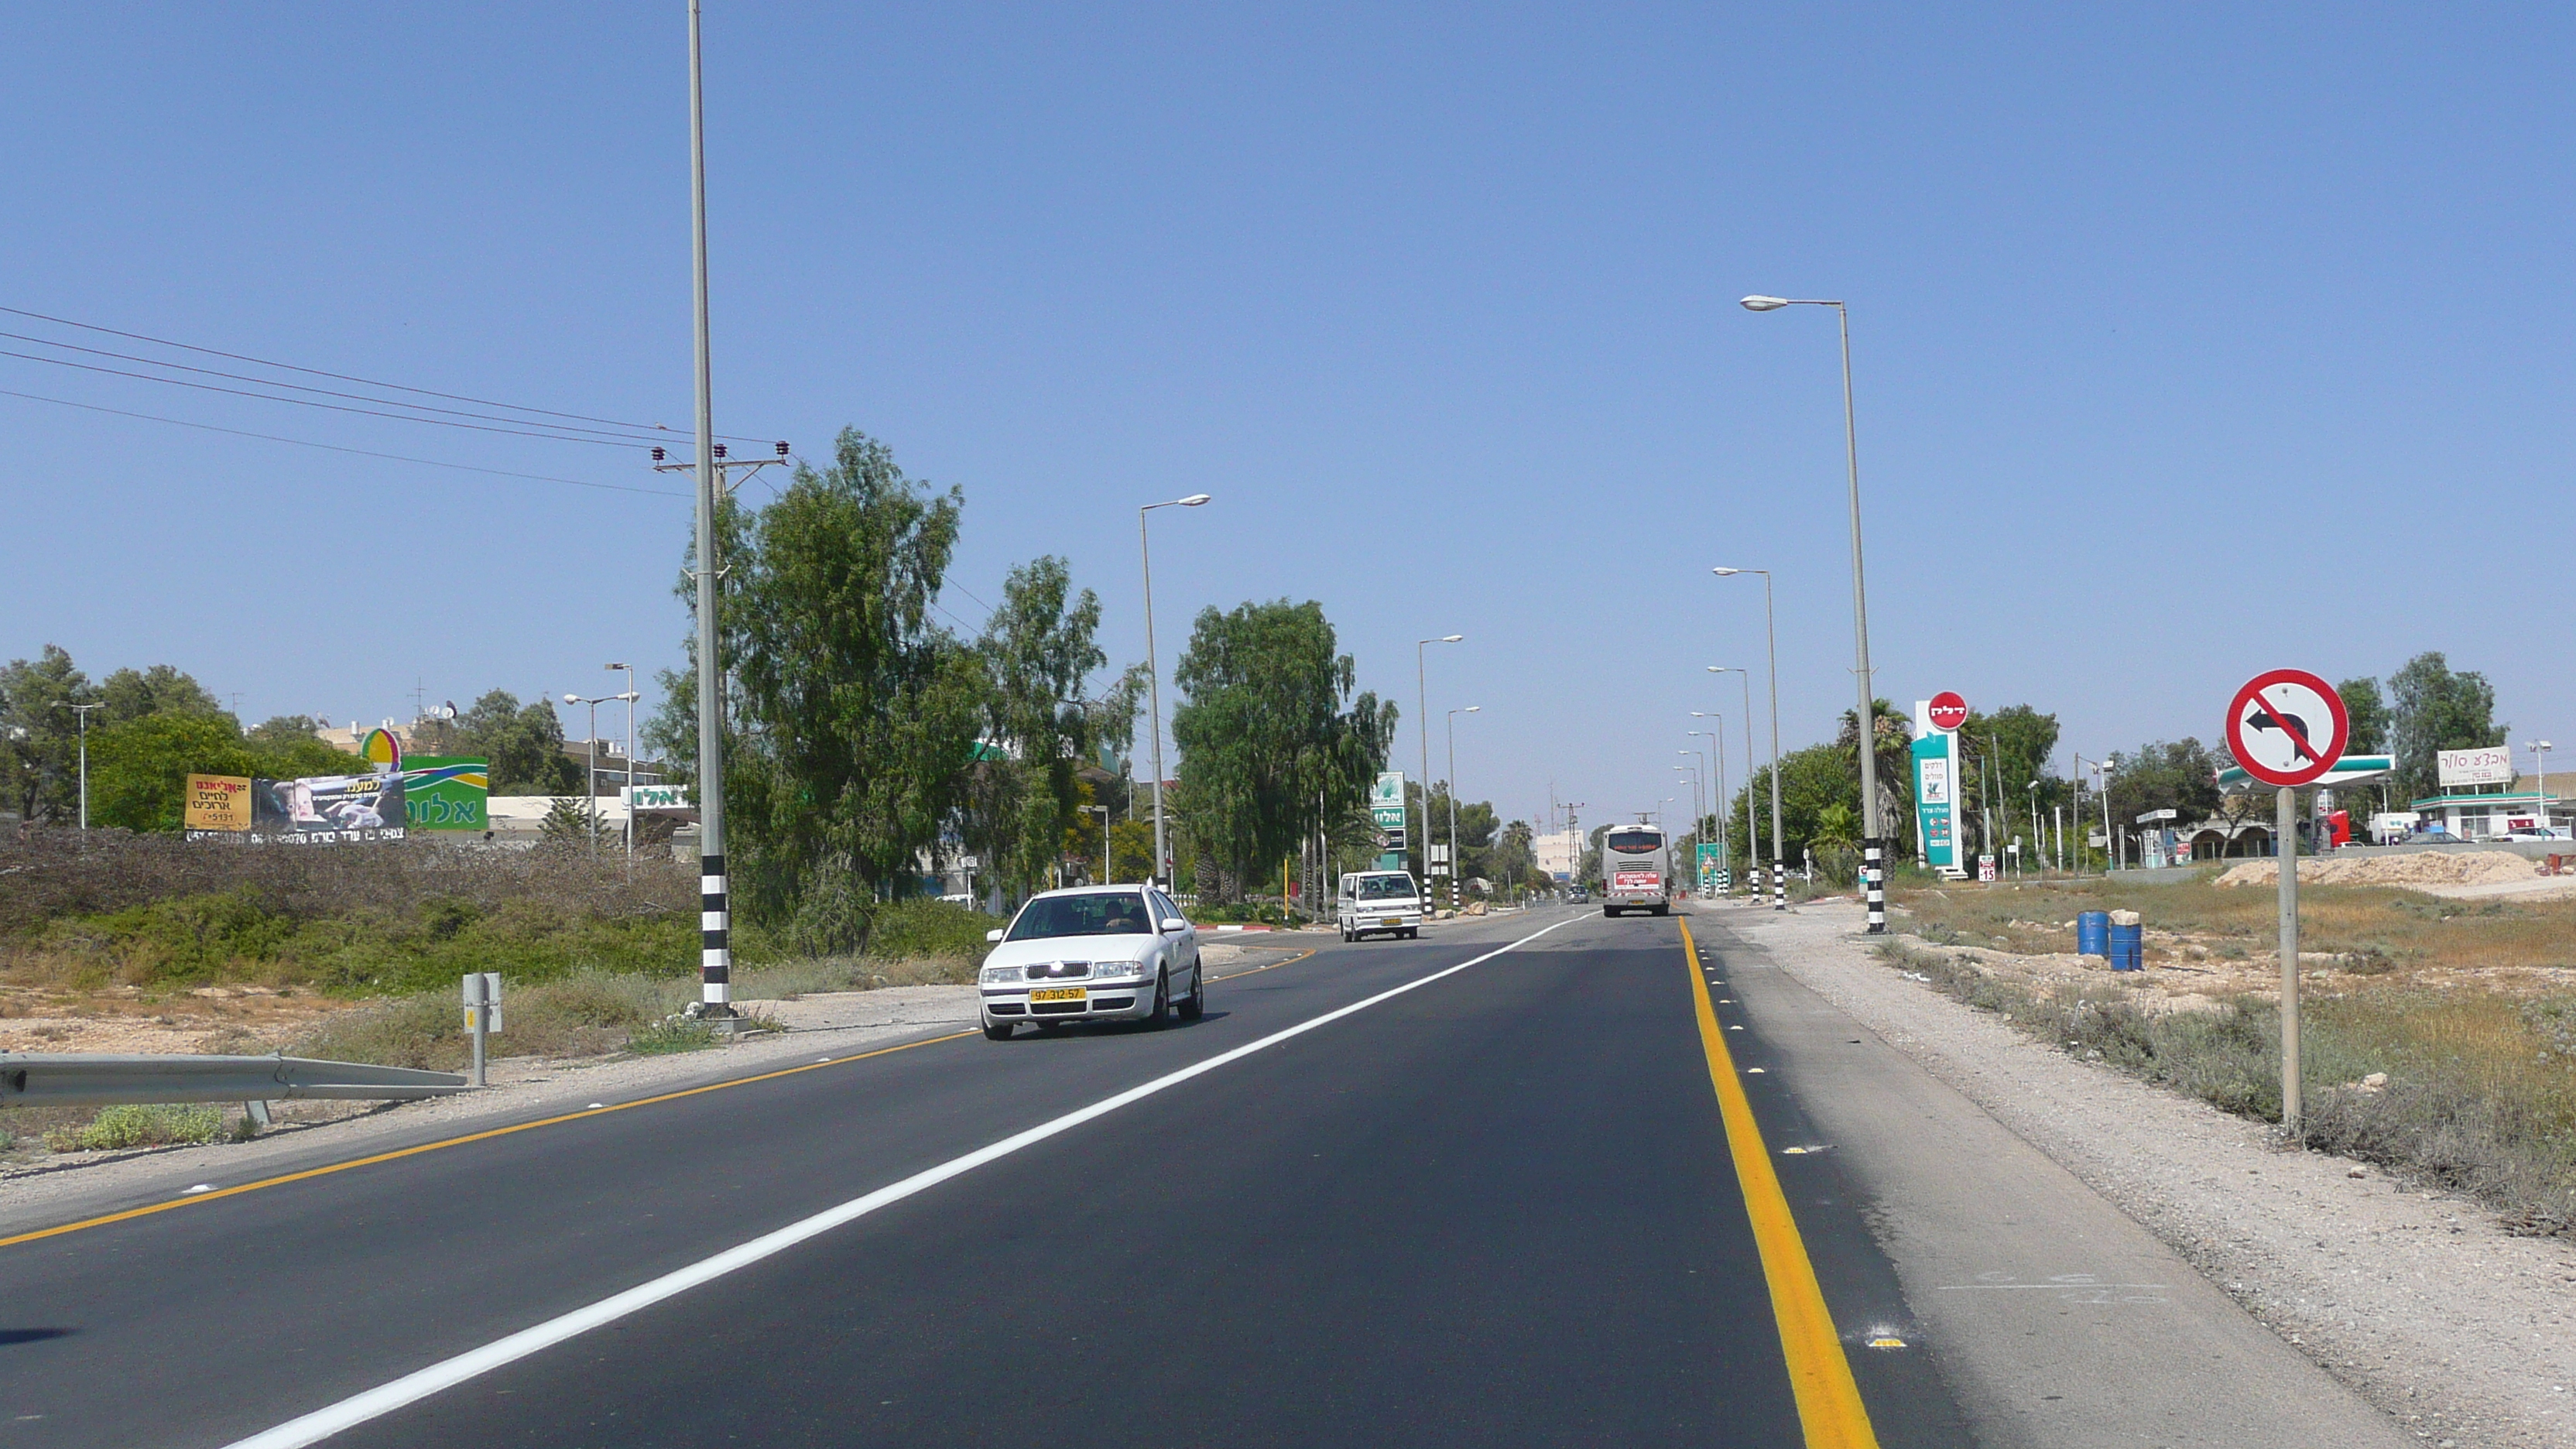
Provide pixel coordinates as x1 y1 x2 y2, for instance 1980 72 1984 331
1007 892 1155 941
1355 875 1416 901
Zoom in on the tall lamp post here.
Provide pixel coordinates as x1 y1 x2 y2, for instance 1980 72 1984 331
1712 567 1786 910
66 701 101 831
1086 803 1112 883
1707 666 1759 899
566 693 635 853
2528 740 2557 836
605 663 636 863
1687 726 1723 889
1416 634 1464 886
1139 493 1212 889
1447 705 1479 906
1738 299 1881 930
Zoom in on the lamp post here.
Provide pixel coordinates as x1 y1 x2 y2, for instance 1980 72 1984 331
605 663 636 863
564 693 632 853
1688 725 1723 889
1416 634 1464 887
65 701 101 831
1447 705 1479 906
2027 778 2043 879
1139 493 1212 889
1673 763 1702 889
2529 740 2557 836
1086 803 1112 883
1738 300 1880 929
1711 568 1787 911
1707 667 1759 896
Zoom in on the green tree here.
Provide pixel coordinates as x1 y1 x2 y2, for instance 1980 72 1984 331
724 429 986 941
1488 819 1538 891
454 689 583 796
86 712 355 833
0 644 94 823
2103 738 2225 827
248 714 324 747
98 664 226 725
965 556 1108 899
1834 698 1914 855
1958 704 2063 852
1171 598 1396 902
2338 677 2389 754
2388 652 2506 802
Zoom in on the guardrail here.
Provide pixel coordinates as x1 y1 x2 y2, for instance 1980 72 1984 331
0 1053 468 1109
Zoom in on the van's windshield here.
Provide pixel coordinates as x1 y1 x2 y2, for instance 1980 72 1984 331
1355 875 1417 902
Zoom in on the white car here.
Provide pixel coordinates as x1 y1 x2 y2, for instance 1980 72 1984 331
1336 870 1424 941
978 886 1204 1041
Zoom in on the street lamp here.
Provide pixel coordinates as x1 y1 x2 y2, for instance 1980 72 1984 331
2529 740 2557 836
1673 762 1702 886
1417 634 1464 886
2027 778 2043 879
1447 705 1480 906
1739 298 1881 930
1139 493 1212 889
565 693 633 853
64 701 101 831
1706 668 1759 898
1687 728 1723 892
1086 803 1112 883
1713 567 1786 909
606 663 636 864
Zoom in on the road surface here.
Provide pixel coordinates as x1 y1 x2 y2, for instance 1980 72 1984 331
0 906 2402 1447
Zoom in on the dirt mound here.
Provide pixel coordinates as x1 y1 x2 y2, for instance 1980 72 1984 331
2212 851 2538 890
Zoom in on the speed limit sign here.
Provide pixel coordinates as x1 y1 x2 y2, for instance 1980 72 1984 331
2225 669 2348 789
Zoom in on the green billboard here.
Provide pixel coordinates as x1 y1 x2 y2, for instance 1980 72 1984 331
402 756 489 831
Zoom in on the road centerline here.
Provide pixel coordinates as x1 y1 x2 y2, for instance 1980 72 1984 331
220 914 1584 1449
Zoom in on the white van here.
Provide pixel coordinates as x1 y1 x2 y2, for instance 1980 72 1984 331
1338 870 1424 941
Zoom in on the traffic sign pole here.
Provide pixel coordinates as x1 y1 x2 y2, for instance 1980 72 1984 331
2276 784 2300 1139
2225 667 2345 1145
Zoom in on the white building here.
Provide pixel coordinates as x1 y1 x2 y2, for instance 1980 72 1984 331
1533 827 1584 881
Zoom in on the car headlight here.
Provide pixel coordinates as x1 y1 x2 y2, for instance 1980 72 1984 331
979 964 1023 985
1094 957 1147 980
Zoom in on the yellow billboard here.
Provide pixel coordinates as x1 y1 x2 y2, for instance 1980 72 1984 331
183 773 254 832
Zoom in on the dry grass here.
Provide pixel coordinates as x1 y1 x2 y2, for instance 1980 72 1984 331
1892 875 2576 977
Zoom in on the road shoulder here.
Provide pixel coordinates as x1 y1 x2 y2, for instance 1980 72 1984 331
1698 902 2419 1449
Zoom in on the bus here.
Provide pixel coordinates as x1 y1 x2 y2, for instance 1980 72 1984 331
1601 824 1673 916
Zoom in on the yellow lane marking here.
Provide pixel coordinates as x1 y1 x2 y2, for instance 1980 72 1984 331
0 1029 977 1252
1678 917 1879 1449
1210 947 1317 982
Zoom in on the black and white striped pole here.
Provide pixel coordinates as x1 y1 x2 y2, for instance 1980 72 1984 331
1742 295 1882 932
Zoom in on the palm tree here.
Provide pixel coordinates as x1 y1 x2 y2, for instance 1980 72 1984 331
1836 697 1913 851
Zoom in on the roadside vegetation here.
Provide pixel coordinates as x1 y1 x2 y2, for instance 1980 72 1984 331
1886 876 2576 1236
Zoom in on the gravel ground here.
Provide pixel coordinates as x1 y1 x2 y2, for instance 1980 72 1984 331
1725 899 2576 1449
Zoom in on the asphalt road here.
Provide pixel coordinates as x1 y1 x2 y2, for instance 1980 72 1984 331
0 906 1984 1447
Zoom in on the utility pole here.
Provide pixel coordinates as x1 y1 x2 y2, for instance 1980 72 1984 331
658 0 790 1019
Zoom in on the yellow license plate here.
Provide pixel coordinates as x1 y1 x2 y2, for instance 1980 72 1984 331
1381 917 1403 927
1029 986 1087 1002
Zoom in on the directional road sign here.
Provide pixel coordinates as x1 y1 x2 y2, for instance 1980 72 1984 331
2225 669 2348 789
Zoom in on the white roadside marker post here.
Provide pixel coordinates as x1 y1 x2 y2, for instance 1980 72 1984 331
461 973 502 1088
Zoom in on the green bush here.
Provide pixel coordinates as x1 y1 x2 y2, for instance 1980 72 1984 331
865 898 1002 963
50 1104 224 1152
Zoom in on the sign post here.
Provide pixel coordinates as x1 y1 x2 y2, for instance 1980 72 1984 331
461 972 502 1089
1913 696 1968 879
2224 669 2348 1141
1371 772 1409 873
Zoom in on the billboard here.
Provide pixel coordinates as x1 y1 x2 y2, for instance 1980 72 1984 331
2437 746 2513 789
1372 771 1407 871
1911 733 1959 872
1696 841 1725 893
402 756 490 831
186 769 407 844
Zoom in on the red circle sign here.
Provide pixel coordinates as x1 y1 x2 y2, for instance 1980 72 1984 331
1927 691 1968 732
2225 669 2348 788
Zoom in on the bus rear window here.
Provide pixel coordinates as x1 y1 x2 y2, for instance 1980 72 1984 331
1606 831 1662 854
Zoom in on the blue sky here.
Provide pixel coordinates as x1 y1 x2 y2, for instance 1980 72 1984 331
5 4 2571 831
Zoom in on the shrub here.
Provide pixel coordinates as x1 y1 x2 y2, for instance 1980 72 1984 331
49 1104 224 1152
865 898 1002 964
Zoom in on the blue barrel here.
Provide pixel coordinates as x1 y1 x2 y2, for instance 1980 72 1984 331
2108 921 2144 972
2076 910 2110 957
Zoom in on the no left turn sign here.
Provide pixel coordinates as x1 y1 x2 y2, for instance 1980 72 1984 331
2225 669 2348 788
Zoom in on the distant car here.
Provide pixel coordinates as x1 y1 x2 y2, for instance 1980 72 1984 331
1338 870 1424 941
1567 888 1591 905
937 892 978 906
2506 828 2571 842
978 886 1203 1041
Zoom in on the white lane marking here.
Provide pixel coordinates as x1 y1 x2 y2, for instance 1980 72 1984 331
221 915 1584 1449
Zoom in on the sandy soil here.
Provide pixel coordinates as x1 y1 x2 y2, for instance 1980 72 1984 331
0 982 344 1055
1728 899 2576 1448
2215 851 2558 895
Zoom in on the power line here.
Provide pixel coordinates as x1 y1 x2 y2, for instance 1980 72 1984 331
0 303 779 445
0 387 687 498
0 329 681 446
0 346 654 447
